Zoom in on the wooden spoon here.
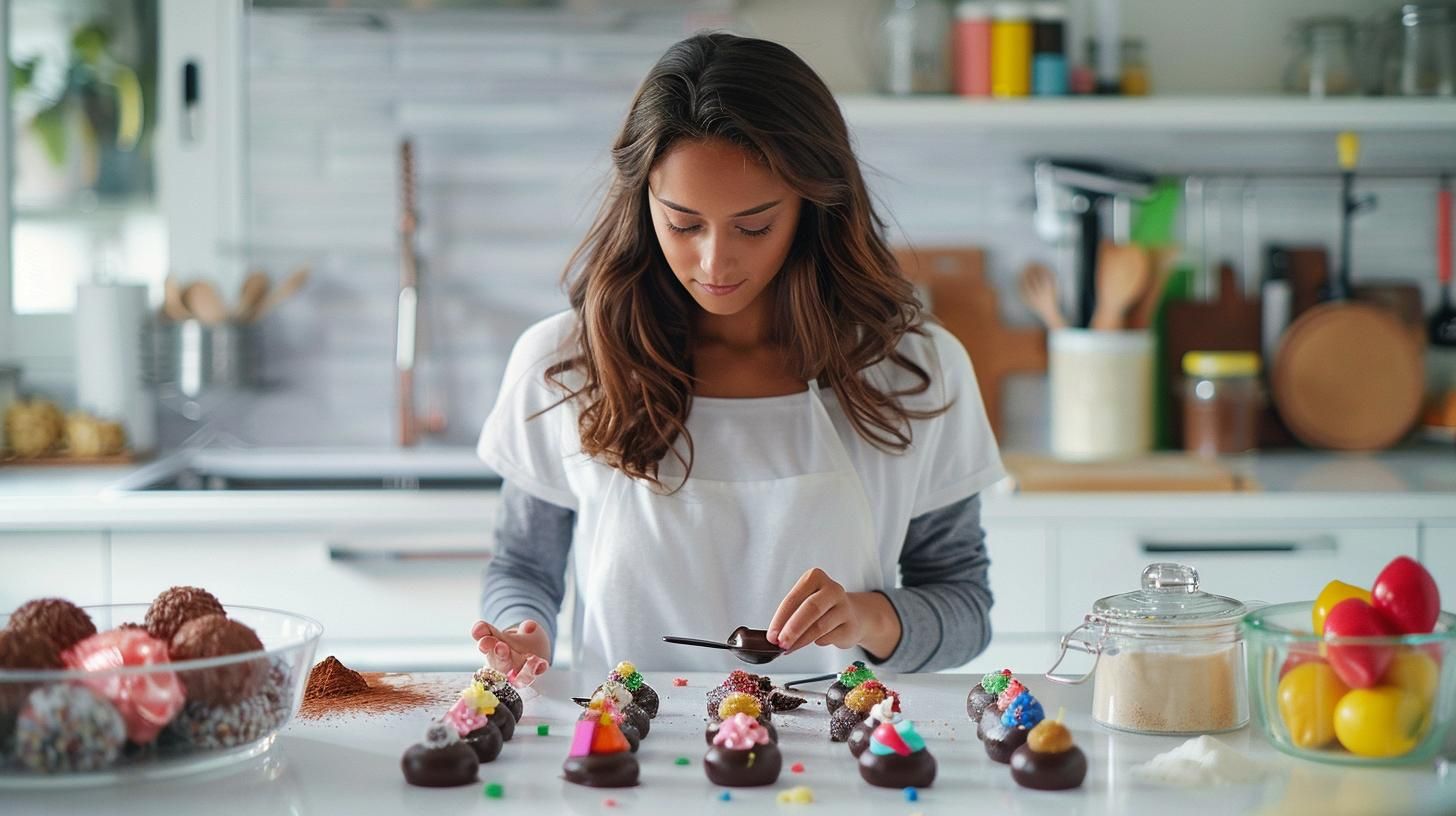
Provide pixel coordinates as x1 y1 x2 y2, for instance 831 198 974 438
162 275 191 322
181 280 230 326
1091 241 1151 331
250 265 310 322
1017 262 1067 330
234 270 271 322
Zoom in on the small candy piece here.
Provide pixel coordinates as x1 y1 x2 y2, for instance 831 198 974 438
790 762 805 774
675 756 691 766
718 692 762 721
537 723 550 737
776 786 815 804
1027 719 1074 754
981 669 1013 696
1001 691 1045 729
674 677 689 687
719 791 732 801
904 787 919 802
837 662 875 688
997 678 1026 711
483 782 504 799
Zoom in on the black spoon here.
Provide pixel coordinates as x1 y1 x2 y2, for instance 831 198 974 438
661 626 785 665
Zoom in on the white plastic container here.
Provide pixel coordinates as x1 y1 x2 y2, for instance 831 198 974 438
1049 329 1152 460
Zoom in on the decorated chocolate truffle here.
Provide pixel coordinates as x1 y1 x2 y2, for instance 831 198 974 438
581 698 640 753
848 696 902 758
1010 719 1087 791
14 684 126 773
62 628 184 744
444 682 505 762
605 661 659 719
165 659 291 750
562 708 639 787
590 680 648 739
968 669 1011 724
169 614 266 706
402 719 479 787
472 666 524 722
857 719 936 789
985 690 1045 764
6 598 97 656
145 586 225 644
830 679 890 742
706 692 777 744
704 712 782 787
826 661 874 714
706 670 770 720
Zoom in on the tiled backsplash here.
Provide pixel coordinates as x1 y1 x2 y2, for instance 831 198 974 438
180 5 1446 452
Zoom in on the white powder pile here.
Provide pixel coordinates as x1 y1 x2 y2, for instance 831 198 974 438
1132 735 1267 787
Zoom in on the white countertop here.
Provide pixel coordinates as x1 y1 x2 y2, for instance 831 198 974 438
5 671 1453 816
0 446 1454 532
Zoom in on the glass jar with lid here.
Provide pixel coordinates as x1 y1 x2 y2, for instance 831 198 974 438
1381 3 1456 97
1182 351 1262 456
1046 563 1250 735
1284 16 1359 97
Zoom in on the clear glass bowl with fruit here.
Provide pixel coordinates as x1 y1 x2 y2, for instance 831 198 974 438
1 597 322 788
1244 557 1453 766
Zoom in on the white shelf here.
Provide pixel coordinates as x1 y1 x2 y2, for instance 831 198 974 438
838 95 1456 132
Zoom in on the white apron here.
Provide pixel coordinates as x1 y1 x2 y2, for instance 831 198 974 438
566 382 884 677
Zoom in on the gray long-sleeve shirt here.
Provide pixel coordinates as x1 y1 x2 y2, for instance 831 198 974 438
481 480 993 673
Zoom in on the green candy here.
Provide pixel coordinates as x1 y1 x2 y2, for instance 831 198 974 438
483 783 504 799
981 671 1011 695
838 661 875 688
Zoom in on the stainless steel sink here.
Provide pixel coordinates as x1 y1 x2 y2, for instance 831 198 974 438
108 447 502 492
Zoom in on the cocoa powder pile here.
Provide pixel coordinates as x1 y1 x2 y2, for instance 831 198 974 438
298 655 454 720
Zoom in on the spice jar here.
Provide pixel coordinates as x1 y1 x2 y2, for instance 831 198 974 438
1182 351 1261 456
1284 16 1359 97
1046 563 1249 735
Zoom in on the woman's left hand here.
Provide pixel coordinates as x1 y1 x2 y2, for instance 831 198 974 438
766 568 900 656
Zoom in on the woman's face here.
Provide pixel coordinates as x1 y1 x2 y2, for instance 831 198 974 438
646 139 802 318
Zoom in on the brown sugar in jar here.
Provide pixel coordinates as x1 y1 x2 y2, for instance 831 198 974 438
1181 351 1262 456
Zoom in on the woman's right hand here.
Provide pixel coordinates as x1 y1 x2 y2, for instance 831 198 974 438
471 619 551 685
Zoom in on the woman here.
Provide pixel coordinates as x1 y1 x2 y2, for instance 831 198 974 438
471 32 1003 679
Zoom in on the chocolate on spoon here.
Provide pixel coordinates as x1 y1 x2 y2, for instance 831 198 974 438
661 626 785 665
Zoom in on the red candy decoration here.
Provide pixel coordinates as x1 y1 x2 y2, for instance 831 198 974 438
1371 556 1441 635
62 628 186 744
1323 598 1396 689
790 762 805 774
673 677 689 687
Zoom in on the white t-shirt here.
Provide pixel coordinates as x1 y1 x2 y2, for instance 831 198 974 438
477 310 1005 564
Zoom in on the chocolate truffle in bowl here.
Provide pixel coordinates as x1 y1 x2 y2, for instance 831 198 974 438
14 684 126 773
168 614 266 706
6 598 97 654
144 586 225 644
166 659 291 750
401 719 479 788
857 719 936 789
704 712 782 787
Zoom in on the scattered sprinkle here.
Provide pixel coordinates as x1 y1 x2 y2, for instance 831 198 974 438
536 723 550 737
719 791 732 801
675 756 691 766
673 677 689 687
790 762 805 774
776 786 814 804
483 783 504 799
603 798 618 808
904 787 919 802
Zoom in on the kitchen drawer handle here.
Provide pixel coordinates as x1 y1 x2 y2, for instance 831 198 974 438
328 545 492 562
1140 535 1336 555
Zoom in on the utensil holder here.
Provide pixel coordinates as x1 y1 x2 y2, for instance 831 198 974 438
147 319 262 399
1050 329 1153 460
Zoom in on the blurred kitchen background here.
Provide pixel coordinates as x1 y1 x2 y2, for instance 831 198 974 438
1 0 1454 671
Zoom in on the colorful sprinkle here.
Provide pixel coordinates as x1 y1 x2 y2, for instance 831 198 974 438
790 762 805 773
776 786 815 804
536 723 550 736
980 669 1012 696
675 756 691 766
603 798 618 807
483 783 504 798
904 787 919 802
719 791 732 801
673 677 689 687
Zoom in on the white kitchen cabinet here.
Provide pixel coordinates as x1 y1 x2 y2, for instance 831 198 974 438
0 532 108 614
1422 525 1456 605
1054 522 1420 629
110 529 489 669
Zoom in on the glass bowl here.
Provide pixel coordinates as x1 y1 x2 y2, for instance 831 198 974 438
1244 601 1455 766
1 603 322 788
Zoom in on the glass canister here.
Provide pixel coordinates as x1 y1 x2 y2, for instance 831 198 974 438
1284 16 1359 97
1046 563 1250 735
877 0 954 95
1383 2 1456 96
1182 351 1262 456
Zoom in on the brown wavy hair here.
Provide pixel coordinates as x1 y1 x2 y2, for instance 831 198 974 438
545 32 945 489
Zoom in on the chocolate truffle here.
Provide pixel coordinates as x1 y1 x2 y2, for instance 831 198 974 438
169 614 266 706
563 713 638 788
704 712 782 787
14 684 126 773
969 669 1013 723
166 659 290 750
769 685 808 712
402 720 479 787
589 680 648 739
604 661 659 719
472 667 524 722
848 697 901 758
7 597 96 653
984 690 1044 764
0 627 66 741
464 720 504 763
826 661 874 714
857 719 936 789
831 680 891 742
1010 720 1087 791
445 682 512 758
145 586 226 644
706 670 770 720
580 705 640 753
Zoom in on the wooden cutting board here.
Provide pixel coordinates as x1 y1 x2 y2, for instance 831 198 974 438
1003 452 1252 492
895 247 1046 441
1162 264 1262 447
